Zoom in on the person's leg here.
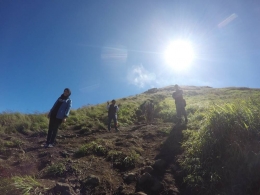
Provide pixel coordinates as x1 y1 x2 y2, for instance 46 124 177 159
113 115 118 131
108 116 112 131
176 104 182 123
46 117 55 144
182 107 188 123
49 118 62 144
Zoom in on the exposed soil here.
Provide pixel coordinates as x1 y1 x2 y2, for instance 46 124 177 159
0 121 188 195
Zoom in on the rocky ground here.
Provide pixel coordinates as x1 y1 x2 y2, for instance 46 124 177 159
0 121 189 195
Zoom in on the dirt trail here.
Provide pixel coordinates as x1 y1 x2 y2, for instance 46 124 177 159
0 122 185 195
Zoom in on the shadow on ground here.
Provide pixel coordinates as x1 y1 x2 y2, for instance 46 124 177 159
154 123 194 195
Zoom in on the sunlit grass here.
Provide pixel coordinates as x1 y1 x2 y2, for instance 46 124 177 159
1 86 260 194
179 99 260 194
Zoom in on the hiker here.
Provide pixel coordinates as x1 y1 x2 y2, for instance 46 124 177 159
172 85 188 123
140 100 155 124
107 99 119 132
44 88 72 148
145 100 154 124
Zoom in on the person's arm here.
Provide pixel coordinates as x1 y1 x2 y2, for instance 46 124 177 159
48 99 58 118
64 99 72 117
107 101 110 110
63 99 72 122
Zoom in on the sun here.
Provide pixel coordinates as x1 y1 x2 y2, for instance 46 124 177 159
164 40 195 71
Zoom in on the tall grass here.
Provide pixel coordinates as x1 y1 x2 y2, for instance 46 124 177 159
0 112 48 134
179 99 260 194
1 87 260 194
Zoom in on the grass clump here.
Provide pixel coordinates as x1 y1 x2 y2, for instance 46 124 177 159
107 150 140 170
4 138 24 148
75 141 108 157
13 175 42 195
179 99 260 194
45 162 66 177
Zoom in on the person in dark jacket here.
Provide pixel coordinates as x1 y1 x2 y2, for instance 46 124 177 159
141 100 154 124
107 99 119 132
44 88 72 148
172 85 188 123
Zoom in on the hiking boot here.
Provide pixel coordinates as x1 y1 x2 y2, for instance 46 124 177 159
48 144 54 148
43 143 49 148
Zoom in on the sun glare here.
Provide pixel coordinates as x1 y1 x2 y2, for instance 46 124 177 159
164 40 195 71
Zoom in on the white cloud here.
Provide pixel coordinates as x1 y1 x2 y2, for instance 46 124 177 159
127 64 156 88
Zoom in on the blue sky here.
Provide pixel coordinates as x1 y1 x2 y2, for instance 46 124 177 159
1 0 260 113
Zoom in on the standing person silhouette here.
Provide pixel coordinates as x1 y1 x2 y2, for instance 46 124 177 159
172 85 188 124
44 88 72 148
107 99 119 132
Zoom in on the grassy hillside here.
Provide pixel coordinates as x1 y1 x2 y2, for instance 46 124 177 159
1 85 260 194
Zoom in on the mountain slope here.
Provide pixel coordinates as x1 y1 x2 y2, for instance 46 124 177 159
1 85 260 195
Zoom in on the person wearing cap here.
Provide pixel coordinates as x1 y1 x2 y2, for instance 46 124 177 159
172 85 188 124
107 99 119 132
44 88 72 148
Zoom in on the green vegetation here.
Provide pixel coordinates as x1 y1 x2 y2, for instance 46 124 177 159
179 98 260 194
13 176 42 195
1 86 260 194
45 162 66 177
0 177 18 194
75 140 109 157
75 140 140 170
107 150 140 169
0 112 48 134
